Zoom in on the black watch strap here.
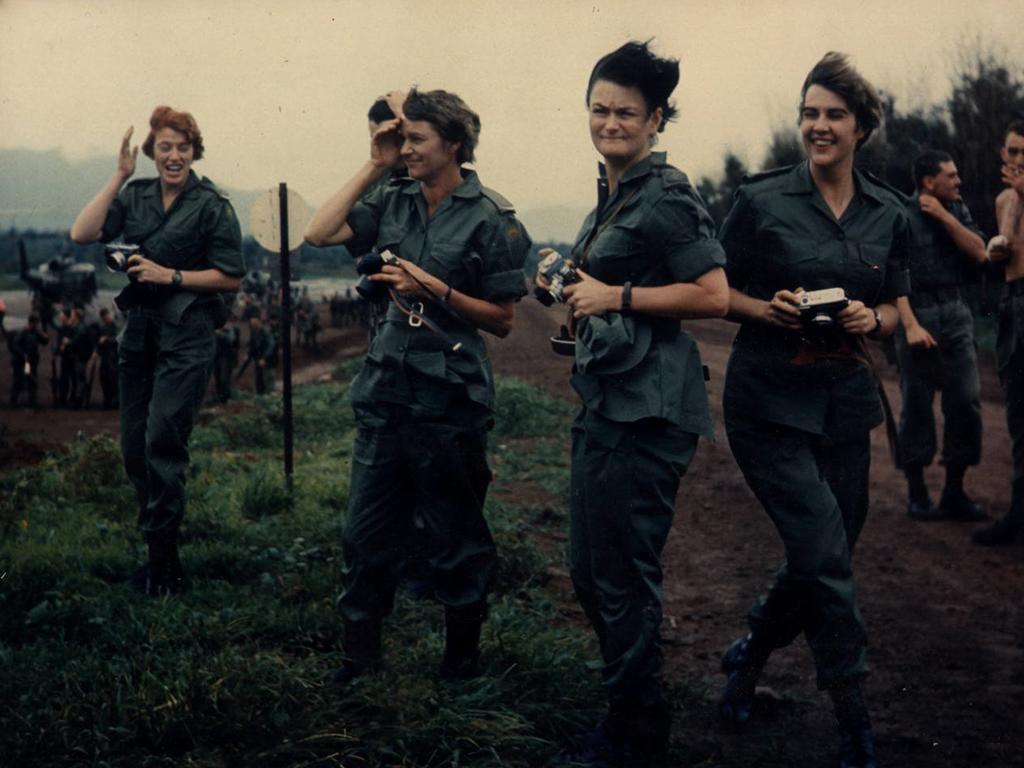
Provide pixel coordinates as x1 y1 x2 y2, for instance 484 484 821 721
171 270 183 289
621 281 632 312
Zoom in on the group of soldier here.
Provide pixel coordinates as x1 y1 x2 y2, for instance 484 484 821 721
894 121 1024 547
2 302 119 409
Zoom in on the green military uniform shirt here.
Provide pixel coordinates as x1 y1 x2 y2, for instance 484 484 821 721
906 192 984 292
568 152 725 435
721 161 911 439
101 170 245 323
345 169 531 427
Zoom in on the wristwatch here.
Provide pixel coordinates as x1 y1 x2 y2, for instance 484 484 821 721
869 308 883 336
171 270 183 289
621 281 632 312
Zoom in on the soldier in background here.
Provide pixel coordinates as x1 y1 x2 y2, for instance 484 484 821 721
247 313 276 395
9 313 49 407
95 307 120 409
895 150 988 521
975 121 1024 546
213 324 240 402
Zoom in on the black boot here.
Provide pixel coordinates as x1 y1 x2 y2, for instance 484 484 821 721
333 617 382 686
938 464 984 521
621 696 671 766
563 700 627 768
131 530 184 597
719 633 770 728
905 465 941 520
439 602 486 680
973 477 1024 546
830 681 879 768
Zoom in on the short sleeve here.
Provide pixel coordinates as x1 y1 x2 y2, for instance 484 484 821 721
345 183 387 256
882 208 911 301
99 190 129 242
478 213 531 302
647 187 725 284
203 198 245 276
719 186 757 290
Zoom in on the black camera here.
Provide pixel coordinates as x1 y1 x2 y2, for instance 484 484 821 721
104 243 141 273
533 251 580 307
355 249 401 301
798 288 850 328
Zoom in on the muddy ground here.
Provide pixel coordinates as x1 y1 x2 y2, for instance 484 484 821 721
2 299 1022 767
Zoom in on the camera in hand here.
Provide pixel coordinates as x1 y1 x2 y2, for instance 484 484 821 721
534 251 580 307
104 243 141 273
355 249 401 301
798 288 850 328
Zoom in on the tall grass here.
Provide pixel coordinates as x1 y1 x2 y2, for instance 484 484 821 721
0 376 602 767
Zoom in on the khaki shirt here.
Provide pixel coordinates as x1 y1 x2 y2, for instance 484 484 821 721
568 152 725 434
721 161 911 438
102 171 245 324
345 169 530 427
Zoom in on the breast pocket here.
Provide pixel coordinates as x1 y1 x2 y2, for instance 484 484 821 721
775 236 820 288
851 242 888 302
586 223 641 283
424 240 481 294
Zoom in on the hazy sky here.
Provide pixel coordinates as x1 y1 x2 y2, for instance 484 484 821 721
1 0 1021 218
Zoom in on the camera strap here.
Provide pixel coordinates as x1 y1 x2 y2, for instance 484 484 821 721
386 264 466 353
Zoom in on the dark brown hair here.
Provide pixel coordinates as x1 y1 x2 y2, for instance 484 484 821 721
800 52 882 150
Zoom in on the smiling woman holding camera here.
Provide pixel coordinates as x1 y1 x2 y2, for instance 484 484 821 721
304 88 530 685
538 41 728 766
70 106 244 596
717 53 908 768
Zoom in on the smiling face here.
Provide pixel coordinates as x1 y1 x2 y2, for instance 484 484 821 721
923 160 962 203
800 84 864 172
400 119 459 182
153 126 194 190
587 79 662 170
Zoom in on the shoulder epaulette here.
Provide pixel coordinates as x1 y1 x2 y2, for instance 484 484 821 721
656 163 692 190
860 170 910 205
742 164 798 186
480 186 515 214
200 176 231 201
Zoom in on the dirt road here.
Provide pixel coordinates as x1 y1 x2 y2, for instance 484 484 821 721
2 298 1022 766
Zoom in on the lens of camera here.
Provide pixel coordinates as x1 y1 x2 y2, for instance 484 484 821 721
104 250 127 272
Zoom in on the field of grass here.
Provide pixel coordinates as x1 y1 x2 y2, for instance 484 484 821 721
0 375 605 767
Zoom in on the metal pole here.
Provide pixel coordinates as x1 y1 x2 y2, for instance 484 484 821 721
278 182 294 492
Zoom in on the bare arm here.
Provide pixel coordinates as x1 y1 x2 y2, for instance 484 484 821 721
896 295 937 348
919 194 986 263
70 127 137 243
560 266 729 320
304 119 402 247
127 255 241 292
370 258 516 337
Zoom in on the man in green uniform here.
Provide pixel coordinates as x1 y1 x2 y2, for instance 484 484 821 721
9 313 49 407
95 308 120 409
896 150 988 521
305 88 529 682
246 313 276 394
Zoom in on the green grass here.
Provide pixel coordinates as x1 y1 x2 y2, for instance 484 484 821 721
0 376 603 767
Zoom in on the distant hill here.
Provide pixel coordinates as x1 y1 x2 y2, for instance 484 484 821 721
0 147 589 243
0 148 261 234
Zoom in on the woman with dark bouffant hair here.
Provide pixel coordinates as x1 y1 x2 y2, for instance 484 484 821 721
71 106 244 596
537 40 728 765
717 52 908 768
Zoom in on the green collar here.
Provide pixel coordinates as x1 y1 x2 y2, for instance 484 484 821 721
598 151 667 186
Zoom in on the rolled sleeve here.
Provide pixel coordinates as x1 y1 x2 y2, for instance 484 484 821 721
649 190 726 283
719 187 756 290
345 186 386 256
882 210 912 301
204 199 245 276
478 214 531 302
100 193 128 243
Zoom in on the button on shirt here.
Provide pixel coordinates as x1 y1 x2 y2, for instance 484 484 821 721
101 171 245 323
721 162 911 439
344 169 531 427
905 193 984 292
568 152 725 434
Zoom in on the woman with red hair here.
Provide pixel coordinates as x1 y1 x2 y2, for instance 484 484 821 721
71 106 245 596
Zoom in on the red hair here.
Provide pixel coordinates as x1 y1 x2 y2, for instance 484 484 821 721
142 105 205 160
